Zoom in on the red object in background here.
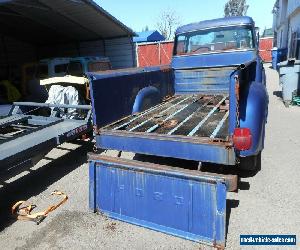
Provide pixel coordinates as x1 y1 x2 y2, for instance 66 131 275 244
137 42 174 67
138 43 159 66
160 42 173 65
259 37 273 62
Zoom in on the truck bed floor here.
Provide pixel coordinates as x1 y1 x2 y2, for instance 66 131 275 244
106 94 229 140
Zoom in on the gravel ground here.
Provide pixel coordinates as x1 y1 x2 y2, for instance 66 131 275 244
0 64 299 249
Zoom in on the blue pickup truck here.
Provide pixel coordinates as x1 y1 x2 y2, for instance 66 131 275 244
88 16 268 248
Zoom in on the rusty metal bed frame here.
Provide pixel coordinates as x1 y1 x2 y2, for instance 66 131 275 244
96 94 235 165
105 94 230 140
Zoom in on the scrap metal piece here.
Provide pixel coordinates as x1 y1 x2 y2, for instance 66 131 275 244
12 190 68 225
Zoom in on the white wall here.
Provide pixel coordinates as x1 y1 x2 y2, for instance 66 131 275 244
274 0 289 48
104 37 136 69
0 35 135 82
79 40 105 57
38 43 78 59
273 0 300 54
278 26 289 48
38 40 105 59
38 37 135 69
289 9 300 34
287 0 300 15
287 8 300 58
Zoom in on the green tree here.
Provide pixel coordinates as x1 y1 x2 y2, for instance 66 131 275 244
224 0 249 17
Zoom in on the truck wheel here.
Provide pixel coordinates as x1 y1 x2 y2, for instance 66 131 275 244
238 152 261 172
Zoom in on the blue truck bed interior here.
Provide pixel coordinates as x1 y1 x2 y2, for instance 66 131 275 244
88 66 174 128
89 154 228 248
174 66 236 94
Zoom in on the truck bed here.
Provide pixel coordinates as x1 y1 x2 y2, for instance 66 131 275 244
104 94 229 139
96 94 235 165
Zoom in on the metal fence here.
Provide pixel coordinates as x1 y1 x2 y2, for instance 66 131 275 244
136 41 173 67
259 37 273 62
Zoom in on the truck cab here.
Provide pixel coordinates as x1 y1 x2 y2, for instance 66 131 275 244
172 16 262 91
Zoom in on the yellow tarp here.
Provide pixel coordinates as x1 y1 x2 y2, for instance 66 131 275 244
0 80 21 102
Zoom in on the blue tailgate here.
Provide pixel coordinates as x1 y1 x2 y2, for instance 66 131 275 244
89 155 228 248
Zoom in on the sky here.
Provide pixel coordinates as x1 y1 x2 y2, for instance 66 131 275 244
96 0 275 33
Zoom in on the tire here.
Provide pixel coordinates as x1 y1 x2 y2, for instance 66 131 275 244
239 152 261 172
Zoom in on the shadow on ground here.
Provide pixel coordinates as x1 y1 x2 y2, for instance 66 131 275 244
133 154 199 170
133 152 259 182
132 153 263 240
226 199 239 238
0 141 93 232
273 90 282 98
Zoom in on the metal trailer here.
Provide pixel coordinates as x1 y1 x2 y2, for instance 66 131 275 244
0 102 92 171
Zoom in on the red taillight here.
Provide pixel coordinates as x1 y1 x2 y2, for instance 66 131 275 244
233 128 252 151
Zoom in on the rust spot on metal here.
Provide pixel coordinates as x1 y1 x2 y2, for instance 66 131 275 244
160 119 178 128
215 244 225 250
234 75 240 102
101 129 233 147
103 94 230 140
219 105 229 111
203 96 212 100
162 95 174 102
213 239 225 250
159 64 171 72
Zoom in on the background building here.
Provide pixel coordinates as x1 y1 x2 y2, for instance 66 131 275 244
273 0 300 59
0 0 137 100
133 30 165 43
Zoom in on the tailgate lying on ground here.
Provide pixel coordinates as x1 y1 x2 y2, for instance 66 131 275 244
89 154 236 248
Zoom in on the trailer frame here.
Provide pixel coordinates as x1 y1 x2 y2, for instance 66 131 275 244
0 102 92 171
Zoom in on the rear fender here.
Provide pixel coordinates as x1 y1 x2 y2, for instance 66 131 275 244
239 81 268 157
